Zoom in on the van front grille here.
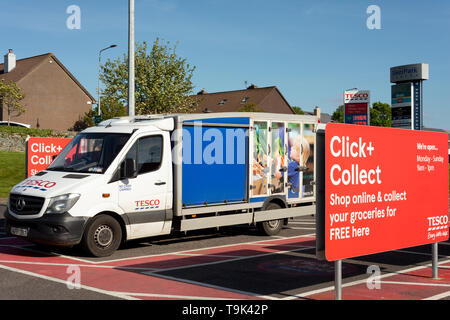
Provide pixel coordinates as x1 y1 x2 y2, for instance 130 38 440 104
9 194 45 215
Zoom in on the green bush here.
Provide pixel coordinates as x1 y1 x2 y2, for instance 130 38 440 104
0 125 71 138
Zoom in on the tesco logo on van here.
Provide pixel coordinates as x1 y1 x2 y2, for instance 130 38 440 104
134 199 161 210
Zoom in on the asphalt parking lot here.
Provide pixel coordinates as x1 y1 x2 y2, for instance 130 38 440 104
0 200 449 301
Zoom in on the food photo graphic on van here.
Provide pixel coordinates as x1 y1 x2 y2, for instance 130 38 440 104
5 113 318 257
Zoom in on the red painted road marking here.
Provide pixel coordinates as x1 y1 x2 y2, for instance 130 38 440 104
0 235 449 300
303 260 450 300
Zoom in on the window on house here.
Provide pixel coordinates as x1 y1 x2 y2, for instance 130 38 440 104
218 99 227 105
241 97 250 104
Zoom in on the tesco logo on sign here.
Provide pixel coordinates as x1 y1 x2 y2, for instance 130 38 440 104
344 90 370 104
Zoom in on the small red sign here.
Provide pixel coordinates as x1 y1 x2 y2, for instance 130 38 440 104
345 103 368 115
325 123 449 261
26 137 72 177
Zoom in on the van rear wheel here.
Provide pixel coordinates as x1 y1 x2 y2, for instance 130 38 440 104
81 214 122 257
257 202 283 236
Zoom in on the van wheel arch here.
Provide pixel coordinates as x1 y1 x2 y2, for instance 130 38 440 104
262 196 287 210
257 197 287 236
92 211 128 243
81 212 127 257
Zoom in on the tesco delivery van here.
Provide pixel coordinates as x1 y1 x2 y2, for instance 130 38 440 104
5 112 318 256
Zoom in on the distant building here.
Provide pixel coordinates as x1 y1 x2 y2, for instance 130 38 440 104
192 85 296 114
303 106 332 124
0 50 95 130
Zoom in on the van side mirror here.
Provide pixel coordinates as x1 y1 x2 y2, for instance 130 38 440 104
120 158 137 179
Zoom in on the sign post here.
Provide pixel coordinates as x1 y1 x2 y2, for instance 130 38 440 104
432 242 439 279
335 260 342 300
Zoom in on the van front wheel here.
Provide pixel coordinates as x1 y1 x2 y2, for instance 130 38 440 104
81 214 122 257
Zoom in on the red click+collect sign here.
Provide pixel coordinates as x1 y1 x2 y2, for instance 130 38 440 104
26 137 72 177
325 123 449 261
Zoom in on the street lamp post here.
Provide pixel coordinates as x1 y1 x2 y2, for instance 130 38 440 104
98 44 117 116
128 0 135 117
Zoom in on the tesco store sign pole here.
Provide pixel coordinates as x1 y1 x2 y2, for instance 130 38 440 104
26 137 72 177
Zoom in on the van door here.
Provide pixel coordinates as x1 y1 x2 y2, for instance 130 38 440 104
286 122 301 201
118 132 171 240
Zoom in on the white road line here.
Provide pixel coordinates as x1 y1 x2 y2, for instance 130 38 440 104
289 222 316 225
286 227 316 230
0 260 159 271
423 290 450 300
112 291 239 300
88 233 315 264
283 258 450 300
151 246 314 273
394 249 443 257
175 253 243 258
0 233 315 270
0 244 97 265
381 281 450 287
145 272 277 300
0 264 137 300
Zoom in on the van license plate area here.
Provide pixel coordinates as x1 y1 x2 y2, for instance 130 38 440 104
10 227 29 237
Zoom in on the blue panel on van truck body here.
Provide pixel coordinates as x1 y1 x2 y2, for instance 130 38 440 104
181 118 249 207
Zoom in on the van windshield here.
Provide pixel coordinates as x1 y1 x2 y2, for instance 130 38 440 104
47 133 131 174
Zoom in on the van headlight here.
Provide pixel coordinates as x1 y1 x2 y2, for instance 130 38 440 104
45 194 80 214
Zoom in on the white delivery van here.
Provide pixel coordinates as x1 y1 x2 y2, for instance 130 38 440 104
5 113 318 256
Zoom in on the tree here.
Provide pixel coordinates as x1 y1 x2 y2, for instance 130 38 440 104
238 102 264 112
0 79 25 125
331 102 391 127
80 96 128 128
331 105 344 123
370 101 391 127
100 38 197 116
292 106 304 115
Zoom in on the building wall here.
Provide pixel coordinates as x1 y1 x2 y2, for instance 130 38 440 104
4 56 92 130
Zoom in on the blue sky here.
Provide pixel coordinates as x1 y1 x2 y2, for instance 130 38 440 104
2 0 450 130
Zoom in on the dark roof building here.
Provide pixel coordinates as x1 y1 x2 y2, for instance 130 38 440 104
191 85 296 114
0 50 95 130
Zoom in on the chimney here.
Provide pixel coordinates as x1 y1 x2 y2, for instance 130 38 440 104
4 49 16 73
314 106 321 119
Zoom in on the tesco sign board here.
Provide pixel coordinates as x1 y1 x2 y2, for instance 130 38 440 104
344 90 370 104
325 123 449 261
26 137 72 177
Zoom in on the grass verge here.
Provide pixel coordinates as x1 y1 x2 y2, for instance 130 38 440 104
0 151 25 198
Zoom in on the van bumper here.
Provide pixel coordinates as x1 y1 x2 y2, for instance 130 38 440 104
4 211 89 247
